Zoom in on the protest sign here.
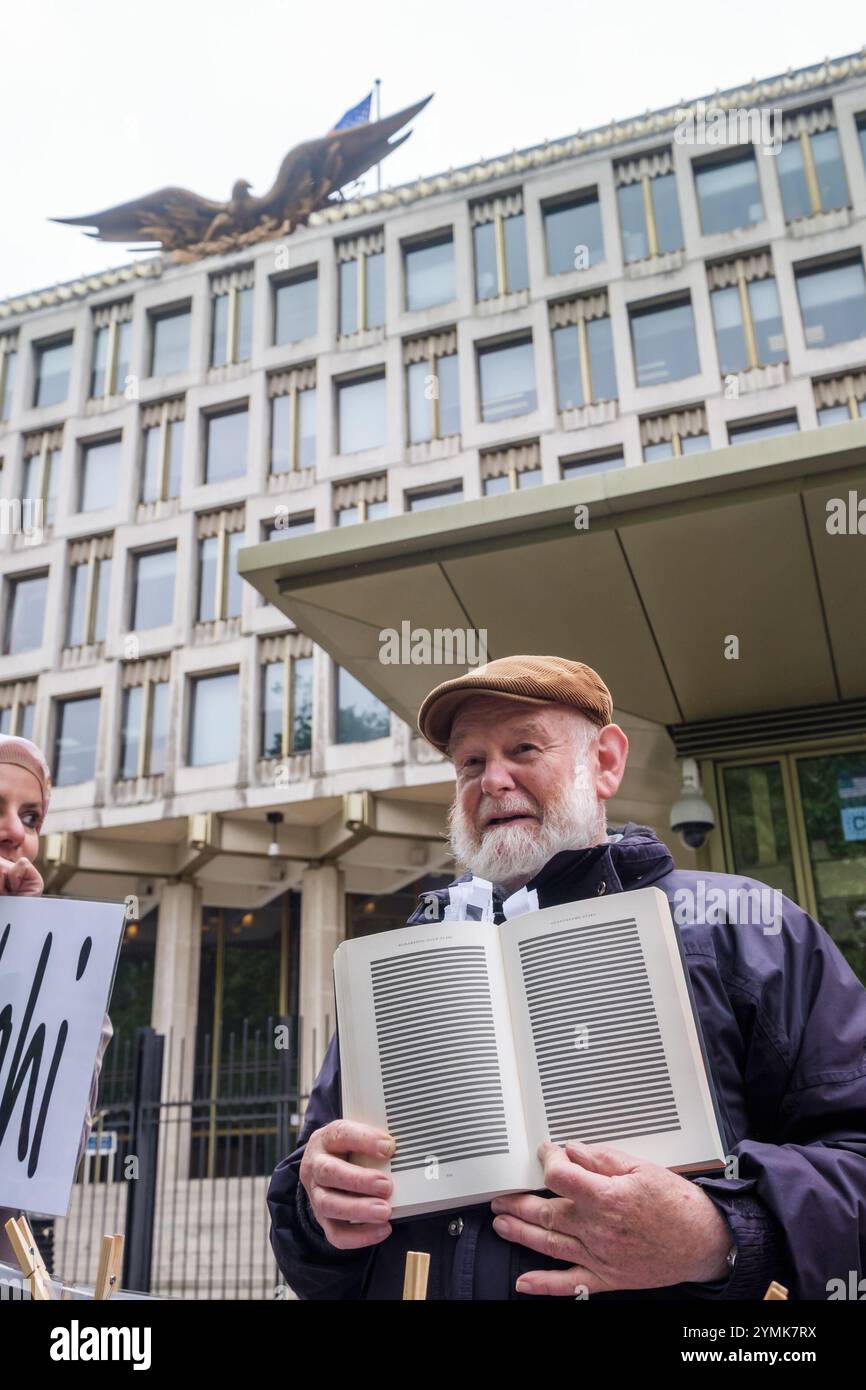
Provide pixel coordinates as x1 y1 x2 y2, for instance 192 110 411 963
0 896 124 1216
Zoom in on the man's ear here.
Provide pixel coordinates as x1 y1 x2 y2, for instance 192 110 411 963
595 723 629 802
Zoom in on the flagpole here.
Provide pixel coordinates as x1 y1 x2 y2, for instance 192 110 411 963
375 78 382 191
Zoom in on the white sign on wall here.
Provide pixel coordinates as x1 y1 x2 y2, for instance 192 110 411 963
0 896 124 1216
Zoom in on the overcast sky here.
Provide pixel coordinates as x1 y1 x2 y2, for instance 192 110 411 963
3 0 864 299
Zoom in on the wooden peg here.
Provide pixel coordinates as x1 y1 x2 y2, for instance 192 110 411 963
4 1216 52 1300
402 1250 430 1300
94 1232 125 1300
763 1280 789 1300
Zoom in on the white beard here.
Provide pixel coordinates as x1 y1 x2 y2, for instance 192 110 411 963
447 744 607 888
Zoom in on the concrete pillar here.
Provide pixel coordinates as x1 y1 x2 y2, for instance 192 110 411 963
299 863 345 1099
150 880 202 1177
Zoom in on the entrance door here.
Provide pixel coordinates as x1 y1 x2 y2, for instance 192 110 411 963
718 749 866 981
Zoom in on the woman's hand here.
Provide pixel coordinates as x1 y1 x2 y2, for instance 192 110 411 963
0 855 44 895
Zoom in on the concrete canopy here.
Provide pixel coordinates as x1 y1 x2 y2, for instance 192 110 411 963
239 422 866 734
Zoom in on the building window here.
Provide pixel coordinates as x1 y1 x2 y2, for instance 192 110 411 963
708 253 787 375
149 304 191 377
561 451 625 479
641 408 710 461
615 151 682 262
550 294 618 409
693 150 763 235
90 303 132 398
335 665 390 743
120 668 170 779
405 482 464 512
22 430 62 528
543 191 604 274
269 366 316 472
337 231 385 335
728 414 799 446
54 694 100 786
264 512 316 539
814 372 866 425
260 647 313 757
131 547 176 630
333 475 388 525
3 571 48 654
795 257 866 349
0 683 36 740
0 335 18 420
196 512 245 623
188 671 240 765
274 269 318 345
629 297 699 387
80 435 121 512
66 539 112 648
204 405 248 484
477 337 536 422
404 331 460 443
481 443 543 494
210 269 254 366
471 192 528 299
403 232 455 311
337 373 386 453
33 335 73 408
858 114 866 171
777 107 849 221
140 400 184 502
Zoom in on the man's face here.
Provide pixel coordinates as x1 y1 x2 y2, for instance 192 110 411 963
446 696 611 889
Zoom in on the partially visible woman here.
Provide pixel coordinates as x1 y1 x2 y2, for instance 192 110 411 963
0 734 114 1271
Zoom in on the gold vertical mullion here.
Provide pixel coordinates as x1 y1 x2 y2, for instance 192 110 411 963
843 375 858 419
576 318 592 406
671 430 683 458
290 385 299 471
39 435 51 513
83 540 98 645
799 131 822 216
214 516 228 621
10 692 21 737
138 677 154 779
358 254 367 332
429 345 441 440
738 265 760 370
226 286 239 365
641 176 659 259
282 651 292 758
105 319 119 398
157 402 171 502
494 215 508 295
785 753 819 919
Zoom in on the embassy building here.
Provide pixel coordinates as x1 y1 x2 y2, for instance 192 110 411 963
1 53 866 1288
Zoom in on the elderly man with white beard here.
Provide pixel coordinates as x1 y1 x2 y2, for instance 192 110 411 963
268 655 866 1301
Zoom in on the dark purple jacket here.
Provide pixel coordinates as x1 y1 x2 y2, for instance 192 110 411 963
268 824 866 1300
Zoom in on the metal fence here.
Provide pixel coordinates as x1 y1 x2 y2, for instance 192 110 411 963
51 1016 306 1299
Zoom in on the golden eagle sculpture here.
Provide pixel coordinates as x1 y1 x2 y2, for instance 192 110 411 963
53 95 432 262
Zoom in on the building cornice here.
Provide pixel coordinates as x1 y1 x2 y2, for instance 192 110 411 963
3 48 865 323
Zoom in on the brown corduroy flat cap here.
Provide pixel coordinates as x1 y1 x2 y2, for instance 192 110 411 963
417 655 613 755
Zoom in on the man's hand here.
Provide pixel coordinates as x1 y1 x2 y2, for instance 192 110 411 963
0 855 43 896
491 1139 734 1296
300 1119 396 1250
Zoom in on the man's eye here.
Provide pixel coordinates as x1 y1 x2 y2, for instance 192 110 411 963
515 743 537 753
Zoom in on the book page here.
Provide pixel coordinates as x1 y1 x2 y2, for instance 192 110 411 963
499 886 726 1177
335 920 535 1217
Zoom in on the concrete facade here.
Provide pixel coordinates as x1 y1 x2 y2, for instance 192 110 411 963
2 53 866 1101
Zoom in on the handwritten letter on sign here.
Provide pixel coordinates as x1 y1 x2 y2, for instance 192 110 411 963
0 896 124 1216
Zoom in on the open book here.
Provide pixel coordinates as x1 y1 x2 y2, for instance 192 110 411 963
334 886 727 1219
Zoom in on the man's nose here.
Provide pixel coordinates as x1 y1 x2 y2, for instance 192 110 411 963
479 758 517 796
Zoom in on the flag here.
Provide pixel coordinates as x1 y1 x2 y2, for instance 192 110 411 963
330 92 372 133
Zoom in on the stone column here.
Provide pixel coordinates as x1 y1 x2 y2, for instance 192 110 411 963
150 879 202 1178
299 863 345 1101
